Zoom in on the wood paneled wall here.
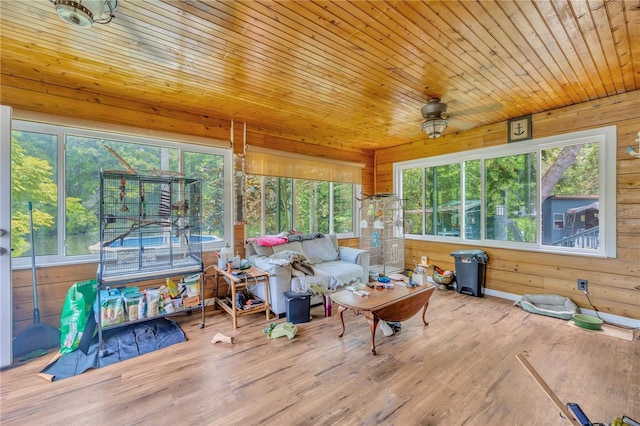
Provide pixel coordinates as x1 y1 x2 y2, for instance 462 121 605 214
375 91 640 321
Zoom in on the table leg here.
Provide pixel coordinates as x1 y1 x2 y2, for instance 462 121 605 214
337 305 347 337
365 312 379 355
421 302 430 326
231 281 238 330
214 270 220 299
263 276 271 322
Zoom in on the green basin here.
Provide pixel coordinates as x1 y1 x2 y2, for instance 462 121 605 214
572 314 603 330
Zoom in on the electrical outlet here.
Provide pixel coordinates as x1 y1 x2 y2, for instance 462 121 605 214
577 279 588 292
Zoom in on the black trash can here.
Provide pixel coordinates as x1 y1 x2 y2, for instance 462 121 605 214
450 249 489 297
284 291 312 323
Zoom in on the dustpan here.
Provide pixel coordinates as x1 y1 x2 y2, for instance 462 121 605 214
13 202 60 359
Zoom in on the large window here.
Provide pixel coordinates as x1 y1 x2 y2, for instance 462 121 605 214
242 146 360 239
395 127 616 257
11 120 231 267
244 175 355 238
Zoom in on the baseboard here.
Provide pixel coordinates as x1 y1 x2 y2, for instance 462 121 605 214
484 288 640 329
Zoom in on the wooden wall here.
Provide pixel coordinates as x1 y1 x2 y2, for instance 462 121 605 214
375 91 640 321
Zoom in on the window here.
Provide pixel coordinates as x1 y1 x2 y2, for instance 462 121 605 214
244 175 356 238
243 146 361 239
485 152 537 243
11 130 58 258
11 119 231 267
395 127 616 257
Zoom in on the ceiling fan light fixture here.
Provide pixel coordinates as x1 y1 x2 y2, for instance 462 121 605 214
421 118 449 139
420 98 449 138
51 0 118 28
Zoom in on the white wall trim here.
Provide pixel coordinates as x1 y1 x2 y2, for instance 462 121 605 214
1 105 13 367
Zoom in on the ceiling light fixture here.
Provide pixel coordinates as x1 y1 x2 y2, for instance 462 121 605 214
50 0 118 28
420 98 449 139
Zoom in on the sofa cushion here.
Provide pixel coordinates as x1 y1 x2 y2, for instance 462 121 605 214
302 235 339 264
252 242 274 257
312 260 363 289
273 241 303 255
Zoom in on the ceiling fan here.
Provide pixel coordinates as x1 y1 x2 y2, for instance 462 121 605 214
420 98 449 139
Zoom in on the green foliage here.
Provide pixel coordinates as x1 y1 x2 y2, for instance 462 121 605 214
333 182 353 233
402 168 423 234
244 175 354 238
66 197 99 233
184 151 225 236
512 217 536 243
11 133 58 256
542 143 599 197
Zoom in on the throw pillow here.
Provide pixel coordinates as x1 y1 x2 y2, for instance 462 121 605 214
273 241 304 255
302 234 339 264
252 242 274 257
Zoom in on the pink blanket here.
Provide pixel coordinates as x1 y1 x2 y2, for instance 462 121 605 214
255 236 288 247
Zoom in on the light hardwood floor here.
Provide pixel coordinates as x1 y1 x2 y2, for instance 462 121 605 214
1 289 638 425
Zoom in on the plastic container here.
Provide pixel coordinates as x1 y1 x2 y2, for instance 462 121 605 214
163 299 175 314
572 314 603 330
172 298 183 310
124 292 143 322
184 274 200 297
450 249 488 297
146 288 161 317
219 243 234 266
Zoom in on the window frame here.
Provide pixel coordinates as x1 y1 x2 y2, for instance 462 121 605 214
394 126 617 258
245 175 359 239
11 119 233 269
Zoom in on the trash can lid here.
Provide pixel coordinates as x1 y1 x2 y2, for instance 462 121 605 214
450 249 489 263
284 291 313 299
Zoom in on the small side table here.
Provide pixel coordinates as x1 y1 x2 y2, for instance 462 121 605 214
213 266 271 329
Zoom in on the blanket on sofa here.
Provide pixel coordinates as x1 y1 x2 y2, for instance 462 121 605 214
250 232 324 247
255 236 288 246
287 232 323 242
292 260 314 276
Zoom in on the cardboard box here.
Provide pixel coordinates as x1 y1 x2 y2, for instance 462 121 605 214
183 294 201 308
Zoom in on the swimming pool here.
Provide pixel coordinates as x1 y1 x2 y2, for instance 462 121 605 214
89 234 223 254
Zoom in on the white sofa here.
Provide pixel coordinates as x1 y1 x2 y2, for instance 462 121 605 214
245 234 369 315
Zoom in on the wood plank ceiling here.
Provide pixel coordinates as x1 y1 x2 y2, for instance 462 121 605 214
1 0 639 151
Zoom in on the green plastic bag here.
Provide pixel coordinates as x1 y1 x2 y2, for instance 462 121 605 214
59 279 97 354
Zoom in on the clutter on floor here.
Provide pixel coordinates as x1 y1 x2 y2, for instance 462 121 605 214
39 318 185 382
211 333 235 344
263 322 298 339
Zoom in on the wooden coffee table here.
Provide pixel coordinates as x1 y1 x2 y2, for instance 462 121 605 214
330 284 436 355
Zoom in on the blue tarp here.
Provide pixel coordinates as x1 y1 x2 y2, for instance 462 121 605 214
40 318 185 381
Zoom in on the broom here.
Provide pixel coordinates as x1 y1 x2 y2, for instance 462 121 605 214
12 202 60 359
